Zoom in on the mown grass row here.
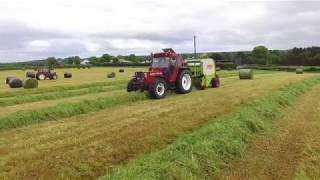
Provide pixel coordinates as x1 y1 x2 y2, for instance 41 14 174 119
0 93 147 132
0 80 126 98
0 84 126 107
101 76 320 180
217 69 277 78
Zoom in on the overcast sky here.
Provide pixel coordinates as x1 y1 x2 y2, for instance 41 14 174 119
0 0 319 62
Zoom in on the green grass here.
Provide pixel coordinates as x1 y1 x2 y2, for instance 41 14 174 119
0 93 147 132
217 69 277 78
101 76 320 180
0 80 126 98
0 83 126 107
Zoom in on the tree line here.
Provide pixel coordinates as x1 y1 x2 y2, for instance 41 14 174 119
43 53 148 68
207 46 320 66
3 46 319 69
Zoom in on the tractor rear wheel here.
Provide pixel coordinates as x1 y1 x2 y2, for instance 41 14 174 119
176 69 192 94
212 76 220 88
37 73 46 80
149 78 167 99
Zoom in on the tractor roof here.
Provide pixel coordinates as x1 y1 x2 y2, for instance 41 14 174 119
162 48 175 53
153 48 177 58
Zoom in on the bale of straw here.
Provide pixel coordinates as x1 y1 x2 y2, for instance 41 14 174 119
23 78 38 89
239 69 254 79
107 72 116 78
119 69 125 73
296 68 304 74
26 71 36 78
8 78 23 88
64 72 72 78
6 77 15 84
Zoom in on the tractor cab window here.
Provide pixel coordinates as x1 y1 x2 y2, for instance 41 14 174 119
170 57 177 66
152 57 169 68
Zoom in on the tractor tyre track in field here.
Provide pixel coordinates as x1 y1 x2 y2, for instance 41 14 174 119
0 73 315 179
222 85 320 180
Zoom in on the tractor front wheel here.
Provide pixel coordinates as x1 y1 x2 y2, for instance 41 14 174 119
52 74 58 80
149 78 167 99
127 79 135 92
176 70 192 94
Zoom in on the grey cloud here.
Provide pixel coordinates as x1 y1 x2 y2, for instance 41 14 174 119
1 1 320 62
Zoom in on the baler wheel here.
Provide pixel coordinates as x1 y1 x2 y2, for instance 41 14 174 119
149 78 167 99
212 76 220 88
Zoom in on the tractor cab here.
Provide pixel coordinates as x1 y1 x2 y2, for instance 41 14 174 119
148 48 187 83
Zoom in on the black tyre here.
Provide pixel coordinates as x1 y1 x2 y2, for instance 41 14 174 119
52 74 58 80
176 69 192 94
149 78 167 99
127 79 135 92
212 76 220 88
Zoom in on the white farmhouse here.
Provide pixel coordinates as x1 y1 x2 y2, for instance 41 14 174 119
80 59 90 65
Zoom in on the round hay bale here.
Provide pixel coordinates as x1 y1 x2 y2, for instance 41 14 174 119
26 71 36 78
296 68 304 74
23 78 38 89
107 72 116 78
239 69 254 79
64 72 72 78
119 69 125 73
6 77 15 84
8 78 23 88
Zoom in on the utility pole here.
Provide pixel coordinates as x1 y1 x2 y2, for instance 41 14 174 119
193 35 197 59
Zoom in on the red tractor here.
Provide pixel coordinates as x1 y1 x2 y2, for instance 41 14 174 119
36 67 58 80
127 48 193 99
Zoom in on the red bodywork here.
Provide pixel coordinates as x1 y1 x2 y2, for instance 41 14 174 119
127 48 189 91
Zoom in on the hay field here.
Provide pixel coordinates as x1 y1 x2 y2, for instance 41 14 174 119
0 67 319 179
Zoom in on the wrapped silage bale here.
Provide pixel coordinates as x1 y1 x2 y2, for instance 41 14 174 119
239 69 254 79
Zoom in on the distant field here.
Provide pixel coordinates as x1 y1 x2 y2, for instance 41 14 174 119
0 67 145 92
0 67 319 179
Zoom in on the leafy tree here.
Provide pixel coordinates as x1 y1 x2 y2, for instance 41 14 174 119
100 54 112 63
65 57 74 64
88 56 98 65
74 56 81 65
112 57 119 63
251 46 270 65
128 54 137 62
234 52 248 65
209 53 223 61
46 57 58 68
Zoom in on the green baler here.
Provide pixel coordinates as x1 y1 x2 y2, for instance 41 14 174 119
187 59 220 89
